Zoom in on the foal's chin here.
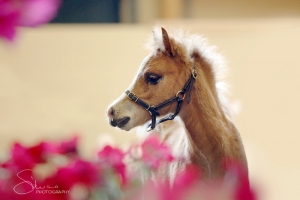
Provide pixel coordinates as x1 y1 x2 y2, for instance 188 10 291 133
110 117 148 132
118 124 132 132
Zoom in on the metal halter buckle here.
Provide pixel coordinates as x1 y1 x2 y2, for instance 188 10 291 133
146 105 154 115
176 91 185 100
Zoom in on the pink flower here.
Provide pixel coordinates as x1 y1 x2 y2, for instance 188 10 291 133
2 142 49 171
129 179 170 200
140 136 173 170
160 165 201 200
172 165 201 189
235 181 257 200
18 0 61 27
225 161 257 200
98 145 127 185
0 0 61 41
98 145 125 166
0 0 19 41
46 159 99 190
130 166 201 200
34 136 79 156
0 136 258 200
55 136 79 155
2 136 79 172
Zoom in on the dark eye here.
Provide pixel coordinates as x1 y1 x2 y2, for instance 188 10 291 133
145 73 161 85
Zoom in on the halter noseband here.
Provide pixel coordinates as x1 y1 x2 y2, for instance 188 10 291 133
125 68 197 132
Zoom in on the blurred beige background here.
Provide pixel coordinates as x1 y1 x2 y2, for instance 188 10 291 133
1 0 300 199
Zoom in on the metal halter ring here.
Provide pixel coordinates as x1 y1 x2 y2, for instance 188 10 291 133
176 91 185 100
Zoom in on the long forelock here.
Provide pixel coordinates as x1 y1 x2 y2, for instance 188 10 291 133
145 27 232 118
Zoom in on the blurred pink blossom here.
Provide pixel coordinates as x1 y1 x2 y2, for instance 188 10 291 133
0 0 20 41
55 136 79 155
0 0 61 41
47 159 99 189
225 161 257 200
0 136 257 200
98 145 127 185
132 163 256 200
140 136 174 170
18 0 61 27
2 142 49 171
2 136 79 173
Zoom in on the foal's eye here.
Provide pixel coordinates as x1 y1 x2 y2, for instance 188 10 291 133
145 73 161 85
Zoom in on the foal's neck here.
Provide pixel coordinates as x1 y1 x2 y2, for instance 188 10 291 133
179 80 234 179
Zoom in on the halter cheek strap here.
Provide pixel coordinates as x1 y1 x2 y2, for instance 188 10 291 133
125 69 197 132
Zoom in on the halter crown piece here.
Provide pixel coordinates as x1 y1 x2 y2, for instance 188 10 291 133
125 67 197 132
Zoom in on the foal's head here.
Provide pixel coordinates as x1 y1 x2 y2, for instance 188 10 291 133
107 27 225 131
107 28 195 131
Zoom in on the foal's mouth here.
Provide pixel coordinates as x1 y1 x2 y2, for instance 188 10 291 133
110 117 130 128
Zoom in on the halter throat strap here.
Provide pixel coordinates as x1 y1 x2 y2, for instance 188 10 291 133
125 69 197 131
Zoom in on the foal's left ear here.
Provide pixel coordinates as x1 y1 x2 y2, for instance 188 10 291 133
161 27 174 57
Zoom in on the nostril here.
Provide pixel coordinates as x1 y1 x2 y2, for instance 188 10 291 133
107 107 115 118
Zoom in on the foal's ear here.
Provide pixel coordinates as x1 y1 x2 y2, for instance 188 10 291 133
161 27 174 57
